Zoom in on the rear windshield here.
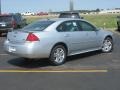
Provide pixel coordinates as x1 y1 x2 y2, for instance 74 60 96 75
23 20 55 31
0 16 12 22
59 13 80 18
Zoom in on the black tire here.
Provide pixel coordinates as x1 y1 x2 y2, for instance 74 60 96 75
49 45 67 66
17 25 21 28
0 33 2 36
101 37 113 53
117 22 120 31
118 26 120 31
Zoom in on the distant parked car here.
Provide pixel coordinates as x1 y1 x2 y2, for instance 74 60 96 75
59 12 83 19
117 16 120 31
4 18 114 66
0 13 27 35
37 12 48 16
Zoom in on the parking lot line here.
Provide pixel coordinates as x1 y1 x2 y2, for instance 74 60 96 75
0 54 8 56
0 69 108 73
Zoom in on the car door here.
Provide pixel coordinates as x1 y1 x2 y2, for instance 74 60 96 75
77 20 100 50
57 20 89 54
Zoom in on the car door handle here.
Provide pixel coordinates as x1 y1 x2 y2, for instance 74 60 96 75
64 34 70 37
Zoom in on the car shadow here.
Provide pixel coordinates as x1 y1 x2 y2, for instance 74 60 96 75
8 50 102 69
8 58 51 69
67 50 102 62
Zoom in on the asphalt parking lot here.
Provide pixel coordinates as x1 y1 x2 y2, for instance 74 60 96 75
0 32 120 90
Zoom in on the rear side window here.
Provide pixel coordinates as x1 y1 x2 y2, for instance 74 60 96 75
0 16 12 22
57 21 79 32
23 21 55 31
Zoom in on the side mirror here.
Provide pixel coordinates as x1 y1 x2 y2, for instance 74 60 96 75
96 27 103 31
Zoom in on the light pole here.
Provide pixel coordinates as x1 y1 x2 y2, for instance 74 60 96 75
0 0 1 14
70 0 74 11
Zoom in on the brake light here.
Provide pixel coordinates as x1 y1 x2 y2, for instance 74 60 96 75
26 33 39 41
12 20 17 28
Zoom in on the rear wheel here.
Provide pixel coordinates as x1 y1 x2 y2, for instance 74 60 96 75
49 45 67 66
101 37 113 53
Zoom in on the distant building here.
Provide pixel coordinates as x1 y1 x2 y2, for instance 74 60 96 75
21 12 35 16
99 9 120 14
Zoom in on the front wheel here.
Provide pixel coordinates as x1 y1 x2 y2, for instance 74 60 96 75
49 45 67 66
101 37 113 53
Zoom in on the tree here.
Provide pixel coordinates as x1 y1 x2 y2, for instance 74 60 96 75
96 8 100 12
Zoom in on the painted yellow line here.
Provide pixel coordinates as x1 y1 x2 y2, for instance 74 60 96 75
0 69 108 73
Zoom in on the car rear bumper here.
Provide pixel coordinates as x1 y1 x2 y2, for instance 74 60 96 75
4 40 51 59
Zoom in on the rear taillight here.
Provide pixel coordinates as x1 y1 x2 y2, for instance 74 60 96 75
12 20 17 28
26 33 39 42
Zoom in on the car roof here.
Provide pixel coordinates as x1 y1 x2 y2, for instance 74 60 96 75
0 14 12 17
45 18 96 28
0 13 21 17
34 18 96 29
60 12 79 14
38 18 86 22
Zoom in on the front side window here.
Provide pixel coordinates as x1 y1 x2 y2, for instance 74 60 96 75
23 20 55 31
78 21 96 31
57 21 79 32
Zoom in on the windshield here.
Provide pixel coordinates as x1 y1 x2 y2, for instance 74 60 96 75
0 16 12 22
23 20 55 31
59 13 80 18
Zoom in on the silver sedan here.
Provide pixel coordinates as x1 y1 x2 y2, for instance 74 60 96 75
4 18 114 65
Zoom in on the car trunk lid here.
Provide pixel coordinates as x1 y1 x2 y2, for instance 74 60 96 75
7 30 31 43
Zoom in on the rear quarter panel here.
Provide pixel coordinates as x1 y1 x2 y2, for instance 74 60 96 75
34 31 67 57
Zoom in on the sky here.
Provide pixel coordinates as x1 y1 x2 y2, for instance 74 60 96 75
1 0 120 13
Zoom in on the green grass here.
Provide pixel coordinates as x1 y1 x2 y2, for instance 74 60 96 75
82 14 119 29
24 14 120 29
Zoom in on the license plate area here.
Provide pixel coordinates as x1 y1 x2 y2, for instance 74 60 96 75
8 46 16 52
